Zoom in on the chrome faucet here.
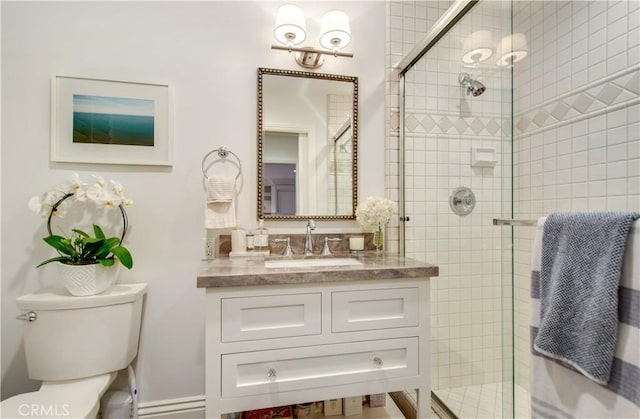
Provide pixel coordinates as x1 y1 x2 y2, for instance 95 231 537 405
304 219 316 256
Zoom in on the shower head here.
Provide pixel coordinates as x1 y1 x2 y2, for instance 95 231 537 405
458 72 486 97
468 79 486 96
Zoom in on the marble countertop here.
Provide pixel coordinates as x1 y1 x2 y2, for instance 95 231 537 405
197 252 439 288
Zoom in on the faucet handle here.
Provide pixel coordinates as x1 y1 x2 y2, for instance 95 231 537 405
321 237 342 256
272 238 294 256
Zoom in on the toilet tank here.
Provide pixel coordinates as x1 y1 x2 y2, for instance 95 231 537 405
16 283 148 381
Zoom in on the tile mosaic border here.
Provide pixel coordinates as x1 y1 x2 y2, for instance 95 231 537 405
515 66 639 136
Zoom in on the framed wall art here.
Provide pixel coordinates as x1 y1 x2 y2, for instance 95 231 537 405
51 75 173 166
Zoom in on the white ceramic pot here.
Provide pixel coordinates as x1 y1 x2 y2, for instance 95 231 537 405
59 263 120 296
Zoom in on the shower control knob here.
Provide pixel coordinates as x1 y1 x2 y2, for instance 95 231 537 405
449 187 476 216
267 368 277 381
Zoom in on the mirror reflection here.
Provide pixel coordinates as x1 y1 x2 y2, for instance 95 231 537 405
258 68 358 220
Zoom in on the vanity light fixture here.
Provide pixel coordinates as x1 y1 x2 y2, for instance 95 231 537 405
461 30 494 67
495 33 528 67
460 31 528 69
273 4 306 47
319 10 351 52
271 4 353 69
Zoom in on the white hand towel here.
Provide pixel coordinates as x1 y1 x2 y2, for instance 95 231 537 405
205 176 236 229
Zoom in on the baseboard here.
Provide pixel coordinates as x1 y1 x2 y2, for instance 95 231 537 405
137 395 205 419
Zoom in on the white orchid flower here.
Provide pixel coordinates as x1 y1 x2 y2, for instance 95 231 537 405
51 197 71 218
28 189 70 217
67 173 87 193
92 174 107 188
74 187 89 202
88 188 122 208
110 180 134 207
29 173 132 220
101 191 124 208
28 195 47 217
111 180 124 196
86 176 109 202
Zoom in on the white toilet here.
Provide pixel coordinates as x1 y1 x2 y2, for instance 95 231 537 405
1 283 148 419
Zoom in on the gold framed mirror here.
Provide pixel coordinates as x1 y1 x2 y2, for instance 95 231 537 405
257 68 358 220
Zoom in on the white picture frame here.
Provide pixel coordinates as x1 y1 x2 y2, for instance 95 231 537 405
51 75 173 166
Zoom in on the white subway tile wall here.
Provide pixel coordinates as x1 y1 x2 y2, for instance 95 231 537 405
386 0 639 406
512 0 640 390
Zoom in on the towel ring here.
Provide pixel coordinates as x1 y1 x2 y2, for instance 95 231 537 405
201 146 242 180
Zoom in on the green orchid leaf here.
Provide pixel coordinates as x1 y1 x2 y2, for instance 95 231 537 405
110 246 133 269
71 228 90 238
43 235 74 256
36 256 72 268
93 224 106 240
83 237 104 245
94 237 120 258
81 239 106 258
99 258 115 267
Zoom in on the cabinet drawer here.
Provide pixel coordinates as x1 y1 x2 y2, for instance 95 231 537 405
332 287 419 332
221 293 321 342
221 337 418 397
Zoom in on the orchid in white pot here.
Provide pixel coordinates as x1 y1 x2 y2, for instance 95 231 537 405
355 196 398 252
28 174 134 295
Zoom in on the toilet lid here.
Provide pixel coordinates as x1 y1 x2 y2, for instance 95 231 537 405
1 381 104 419
1 390 99 418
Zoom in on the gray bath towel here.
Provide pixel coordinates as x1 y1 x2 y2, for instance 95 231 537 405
534 211 640 385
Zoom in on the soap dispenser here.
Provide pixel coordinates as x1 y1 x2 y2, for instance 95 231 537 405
254 219 269 251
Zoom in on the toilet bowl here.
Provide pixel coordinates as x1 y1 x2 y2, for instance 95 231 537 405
1 284 147 419
1 372 116 419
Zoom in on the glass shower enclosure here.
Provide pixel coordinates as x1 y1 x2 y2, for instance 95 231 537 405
399 1 524 417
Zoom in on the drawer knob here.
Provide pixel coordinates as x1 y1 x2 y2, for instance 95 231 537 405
267 368 277 381
373 356 383 368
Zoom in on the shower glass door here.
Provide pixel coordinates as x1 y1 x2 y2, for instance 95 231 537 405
400 1 525 417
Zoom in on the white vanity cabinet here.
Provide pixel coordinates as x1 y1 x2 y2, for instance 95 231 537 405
204 278 431 418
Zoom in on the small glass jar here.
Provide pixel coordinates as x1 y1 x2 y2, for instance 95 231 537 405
246 231 255 250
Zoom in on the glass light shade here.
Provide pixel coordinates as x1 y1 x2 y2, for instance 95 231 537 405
496 33 528 67
461 30 494 65
319 10 351 51
274 4 306 46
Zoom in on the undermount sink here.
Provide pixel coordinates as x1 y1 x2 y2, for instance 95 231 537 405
264 257 363 269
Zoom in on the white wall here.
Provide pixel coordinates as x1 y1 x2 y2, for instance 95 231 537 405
0 0 386 403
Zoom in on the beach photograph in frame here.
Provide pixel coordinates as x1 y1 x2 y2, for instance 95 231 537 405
51 75 173 165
